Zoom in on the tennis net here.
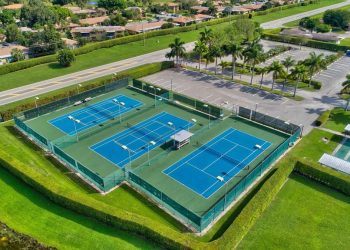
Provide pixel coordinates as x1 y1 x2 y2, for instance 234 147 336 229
197 142 243 167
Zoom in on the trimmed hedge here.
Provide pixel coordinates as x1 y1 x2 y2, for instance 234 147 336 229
315 110 331 126
294 160 350 196
263 33 350 52
212 156 296 248
0 61 174 121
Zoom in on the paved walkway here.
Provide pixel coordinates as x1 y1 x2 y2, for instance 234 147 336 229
1 1 349 106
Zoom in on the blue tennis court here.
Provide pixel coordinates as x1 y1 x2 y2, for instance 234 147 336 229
49 95 143 135
91 112 193 168
163 128 271 199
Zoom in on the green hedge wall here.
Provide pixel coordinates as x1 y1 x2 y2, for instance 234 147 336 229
262 33 350 52
315 110 330 127
0 61 174 121
294 160 350 196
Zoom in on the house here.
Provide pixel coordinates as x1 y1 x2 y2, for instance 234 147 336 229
242 3 264 11
79 16 109 26
190 6 209 14
19 27 38 33
0 45 28 65
167 2 180 13
64 6 106 17
62 38 79 49
194 14 214 22
280 28 343 44
2 4 23 10
125 21 166 34
173 16 195 26
71 26 125 41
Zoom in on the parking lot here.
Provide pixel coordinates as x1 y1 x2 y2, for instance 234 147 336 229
141 68 336 133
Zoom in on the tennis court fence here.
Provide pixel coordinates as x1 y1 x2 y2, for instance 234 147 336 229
128 126 301 232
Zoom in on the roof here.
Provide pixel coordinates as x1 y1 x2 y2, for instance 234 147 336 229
170 130 193 142
72 26 125 33
64 6 96 15
2 4 23 10
319 153 350 175
173 16 194 24
62 38 78 46
194 14 214 21
0 45 28 59
125 21 166 33
19 27 37 33
190 6 209 12
167 2 179 7
345 124 350 132
80 16 109 25
242 3 264 10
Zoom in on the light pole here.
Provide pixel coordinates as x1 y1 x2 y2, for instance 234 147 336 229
167 121 176 147
34 96 39 108
112 99 125 123
217 176 228 208
190 118 197 131
68 115 81 142
121 144 132 178
77 84 82 94
149 86 161 107
203 104 211 128
148 140 156 165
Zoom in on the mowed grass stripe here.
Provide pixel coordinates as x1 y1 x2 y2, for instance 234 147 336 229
0 166 158 250
237 173 350 249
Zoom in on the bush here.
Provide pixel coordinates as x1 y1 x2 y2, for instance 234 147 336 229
57 49 75 67
315 110 331 126
294 160 350 196
315 24 332 33
311 80 322 90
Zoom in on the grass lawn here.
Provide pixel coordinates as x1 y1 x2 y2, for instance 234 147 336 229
0 0 346 91
237 173 350 249
0 166 158 250
324 107 350 132
340 37 350 46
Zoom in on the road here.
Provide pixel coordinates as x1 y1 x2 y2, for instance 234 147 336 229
261 0 350 29
1 1 349 106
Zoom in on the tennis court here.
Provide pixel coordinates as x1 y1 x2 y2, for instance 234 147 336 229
91 112 193 168
49 95 143 135
163 128 271 199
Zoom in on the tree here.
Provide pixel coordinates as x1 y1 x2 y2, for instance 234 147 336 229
323 10 350 30
28 26 63 57
107 14 127 26
20 0 58 27
305 52 325 87
281 56 295 90
243 43 263 85
199 27 213 46
194 40 208 72
342 75 350 110
299 17 317 32
5 23 23 43
98 0 127 13
255 66 268 89
11 48 25 62
209 44 223 75
290 64 307 97
268 61 285 91
168 37 186 65
222 41 243 80
57 49 75 67
0 10 15 26
219 61 230 74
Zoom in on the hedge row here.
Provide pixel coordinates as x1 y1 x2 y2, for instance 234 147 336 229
315 110 331 126
212 156 296 248
0 61 174 121
262 33 350 52
294 160 350 196
0 150 202 249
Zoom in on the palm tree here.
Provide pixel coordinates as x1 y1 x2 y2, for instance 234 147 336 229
199 27 213 46
219 61 230 74
305 52 325 87
209 45 223 75
168 37 186 66
194 40 208 72
282 56 296 90
268 61 285 91
342 74 350 110
256 66 269 89
222 41 243 80
244 43 263 85
290 64 307 97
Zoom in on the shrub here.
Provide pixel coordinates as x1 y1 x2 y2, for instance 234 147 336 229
315 24 332 33
311 80 322 90
315 110 331 126
57 49 75 67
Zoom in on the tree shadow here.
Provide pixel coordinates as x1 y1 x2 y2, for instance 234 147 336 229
47 62 66 70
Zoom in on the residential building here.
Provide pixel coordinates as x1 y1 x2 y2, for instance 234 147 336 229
62 38 79 49
79 16 109 26
125 21 166 34
2 4 23 10
167 3 180 13
191 6 209 14
0 45 28 65
71 26 125 41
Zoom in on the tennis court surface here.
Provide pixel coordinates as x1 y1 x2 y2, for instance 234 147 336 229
163 128 271 198
49 95 143 135
91 112 193 168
